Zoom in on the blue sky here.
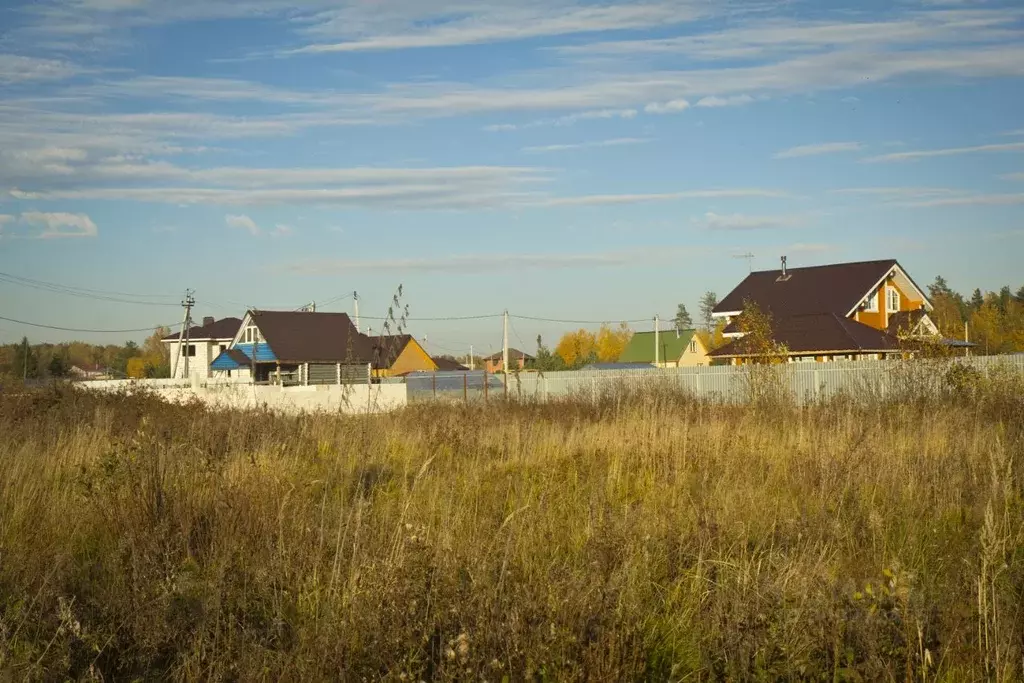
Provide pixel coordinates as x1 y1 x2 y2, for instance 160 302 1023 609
1 0 1022 355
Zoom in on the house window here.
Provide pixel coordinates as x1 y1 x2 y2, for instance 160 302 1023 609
243 325 262 344
689 340 696 353
886 287 900 313
181 344 196 357
863 291 878 312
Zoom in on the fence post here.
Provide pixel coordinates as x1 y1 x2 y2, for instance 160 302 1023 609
813 368 820 403
484 370 488 404
544 375 549 403
432 372 437 400
463 372 468 404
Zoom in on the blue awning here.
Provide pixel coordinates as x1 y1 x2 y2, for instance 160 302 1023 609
211 348 253 370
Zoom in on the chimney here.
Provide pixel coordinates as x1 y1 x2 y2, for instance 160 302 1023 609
776 255 791 282
202 316 215 327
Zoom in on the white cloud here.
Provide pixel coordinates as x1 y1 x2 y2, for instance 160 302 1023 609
284 247 702 275
774 142 862 158
829 186 965 199
522 137 651 153
534 188 788 207
695 94 755 108
697 212 804 231
556 9 1024 60
11 184 785 210
898 193 1024 207
864 141 1024 162
0 54 81 83
272 223 294 237
483 108 638 132
1001 172 1024 181
291 3 705 54
225 214 260 235
20 212 98 239
644 99 690 114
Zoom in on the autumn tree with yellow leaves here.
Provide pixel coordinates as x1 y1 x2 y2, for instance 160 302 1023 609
555 323 634 369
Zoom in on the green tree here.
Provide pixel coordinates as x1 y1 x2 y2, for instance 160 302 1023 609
970 288 984 310
14 337 40 380
533 335 566 372
1016 285 1024 303
997 286 1012 314
48 351 70 378
674 304 693 333
928 276 951 299
699 291 719 332
112 341 140 377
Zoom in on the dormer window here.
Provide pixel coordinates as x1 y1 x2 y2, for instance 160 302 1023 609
243 325 263 344
863 292 878 312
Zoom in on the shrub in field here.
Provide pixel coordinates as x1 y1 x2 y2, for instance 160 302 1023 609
0 383 1022 681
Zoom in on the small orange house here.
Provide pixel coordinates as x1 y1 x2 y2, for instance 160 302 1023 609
710 258 937 364
482 348 535 373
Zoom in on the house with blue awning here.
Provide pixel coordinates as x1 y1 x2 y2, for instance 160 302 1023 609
211 309 378 385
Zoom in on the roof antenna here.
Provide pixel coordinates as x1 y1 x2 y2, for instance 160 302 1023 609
733 252 755 273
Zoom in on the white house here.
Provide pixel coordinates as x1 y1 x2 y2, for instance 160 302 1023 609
162 316 243 380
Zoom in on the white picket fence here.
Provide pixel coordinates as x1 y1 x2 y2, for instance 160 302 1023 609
494 355 1024 405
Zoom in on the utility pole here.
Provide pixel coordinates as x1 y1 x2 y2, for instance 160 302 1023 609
502 311 509 376
173 289 195 380
654 315 661 367
353 291 360 332
23 336 29 382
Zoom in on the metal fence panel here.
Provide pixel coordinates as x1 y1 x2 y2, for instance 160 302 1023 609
408 355 1024 405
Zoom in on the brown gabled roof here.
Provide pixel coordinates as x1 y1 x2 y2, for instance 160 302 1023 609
886 309 927 336
371 334 416 368
251 311 375 364
432 356 469 371
713 260 898 318
709 312 900 357
481 348 535 362
163 317 242 341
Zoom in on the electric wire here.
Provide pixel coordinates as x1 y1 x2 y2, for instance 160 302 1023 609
0 315 180 334
0 272 181 307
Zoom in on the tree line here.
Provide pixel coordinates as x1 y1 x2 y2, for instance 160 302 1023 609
928 278 1024 354
0 327 171 383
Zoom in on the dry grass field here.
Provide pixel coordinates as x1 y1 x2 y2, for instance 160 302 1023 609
0 377 1022 681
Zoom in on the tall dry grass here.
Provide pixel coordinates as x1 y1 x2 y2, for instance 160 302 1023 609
0 383 1022 681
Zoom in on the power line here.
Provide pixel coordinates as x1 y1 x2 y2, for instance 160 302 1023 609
318 292 354 308
0 314 178 334
0 271 178 298
0 271 180 306
359 313 503 322
511 314 654 325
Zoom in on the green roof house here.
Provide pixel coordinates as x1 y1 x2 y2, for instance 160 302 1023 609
617 329 709 367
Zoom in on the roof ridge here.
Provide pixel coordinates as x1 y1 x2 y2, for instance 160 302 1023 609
749 258 896 275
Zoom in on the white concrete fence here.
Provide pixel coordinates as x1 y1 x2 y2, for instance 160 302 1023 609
77 377 407 415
